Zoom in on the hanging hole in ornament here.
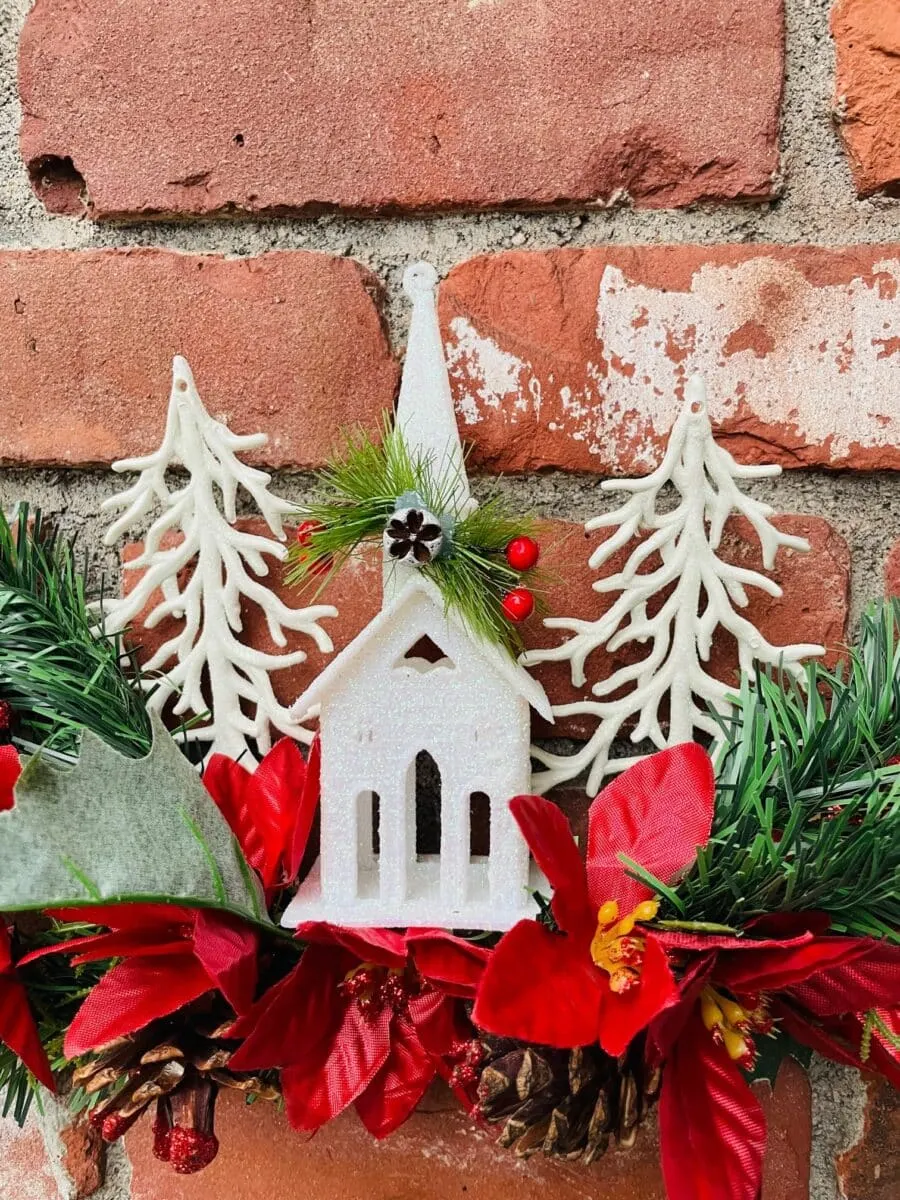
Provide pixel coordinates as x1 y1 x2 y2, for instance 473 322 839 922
396 635 455 673
414 750 441 861
469 791 490 858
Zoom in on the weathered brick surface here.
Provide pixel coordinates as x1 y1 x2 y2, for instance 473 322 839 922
0 249 397 468
125 513 848 743
831 0 900 196
836 1077 899 1200
441 247 900 473
125 1068 807 1200
19 0 784 218
0 1116 59 1200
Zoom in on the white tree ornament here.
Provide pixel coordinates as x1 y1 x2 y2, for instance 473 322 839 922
524 375 824 796
101 356 337 763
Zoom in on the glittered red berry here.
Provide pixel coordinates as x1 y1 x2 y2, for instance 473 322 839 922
168 1127 219 1174
505 536 540 572
501 588 534 623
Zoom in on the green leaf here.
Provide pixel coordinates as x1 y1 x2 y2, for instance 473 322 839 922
0 713 267 926
749 1029 813 1086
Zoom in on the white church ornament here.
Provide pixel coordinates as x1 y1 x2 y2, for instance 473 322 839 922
282 263 553 932
524 375 824 797
100 356 338 764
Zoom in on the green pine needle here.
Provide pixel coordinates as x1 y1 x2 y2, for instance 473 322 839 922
641 600 900 939
0 505 152 758
286 421 541 655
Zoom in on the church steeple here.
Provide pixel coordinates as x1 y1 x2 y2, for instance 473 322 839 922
384 263 476 603
396 262 474 515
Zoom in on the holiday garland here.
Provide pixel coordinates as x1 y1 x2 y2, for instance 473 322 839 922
0 511 896 1196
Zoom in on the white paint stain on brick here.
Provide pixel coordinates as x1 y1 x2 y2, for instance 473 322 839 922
445 257 900 468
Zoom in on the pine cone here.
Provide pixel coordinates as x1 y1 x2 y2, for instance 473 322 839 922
73 1006 278 1174
473 1035 660 1163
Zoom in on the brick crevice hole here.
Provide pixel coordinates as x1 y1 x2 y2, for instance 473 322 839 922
26 155 88 214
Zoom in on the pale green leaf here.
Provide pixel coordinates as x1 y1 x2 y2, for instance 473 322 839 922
0 714 267 926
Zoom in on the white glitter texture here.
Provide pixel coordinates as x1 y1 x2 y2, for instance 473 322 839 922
283 264 552 931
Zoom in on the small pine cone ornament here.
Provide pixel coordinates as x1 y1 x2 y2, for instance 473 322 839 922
472 1034 660 1163
74 1008 278 1174
384 507 444 566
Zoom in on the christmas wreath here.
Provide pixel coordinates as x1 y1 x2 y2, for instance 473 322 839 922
0 505 897 1200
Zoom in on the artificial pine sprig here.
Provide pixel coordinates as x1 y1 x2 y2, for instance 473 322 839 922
638 600 900 939
286 421 541 654
0 506 152 759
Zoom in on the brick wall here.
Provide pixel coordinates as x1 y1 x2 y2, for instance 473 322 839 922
0 1 897 1198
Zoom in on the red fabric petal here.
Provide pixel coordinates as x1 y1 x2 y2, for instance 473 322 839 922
659 1008 766 1200
647 953 717 1063
407 989 464 1060
203 755 267 878
0 928 54 1090
282 1003 393 1132
48 904 195 930
296 922 407 968
472 920 601 1048
355 1014 435 1138
653 929 813 954
191 910 258 1015
0 745 21 811
252 738 310 879
786 939 900 1016
716 937 867 994
64 956 212 1057
228 944 348 1070
597 934 678 1057
405 930 490 999
18 932 192 968
775 1004 871 1073
587 743 714 911
287 736 321 882
508 795 593 938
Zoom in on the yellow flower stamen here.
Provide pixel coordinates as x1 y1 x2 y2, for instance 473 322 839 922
699 986 771 1068
590 898 659 994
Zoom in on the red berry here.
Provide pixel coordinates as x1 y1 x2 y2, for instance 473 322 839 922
152 1116 173 1163
168 1127 219 1174
295 519 323 547
505 536 540 572
501 588 535 623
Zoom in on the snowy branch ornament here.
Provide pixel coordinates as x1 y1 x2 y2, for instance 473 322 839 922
524 375 824 796
100 356 337 764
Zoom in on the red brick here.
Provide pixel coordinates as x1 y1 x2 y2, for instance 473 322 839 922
127 1085 666 1200
836 1077 899 1200
19 1 784 218
831 0 900 196
123 1061 809 1200
886 541 900 595
126 514 848 744
0 250 397 468
0 1117 59 1200
441 247 900 473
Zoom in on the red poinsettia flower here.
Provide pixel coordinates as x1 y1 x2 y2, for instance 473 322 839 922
22 903 259 1058
0 743 21 812
228 924 490 1137
203 737 320 896
0 922 54 1089
650 923 900 1200
473 744 715 1056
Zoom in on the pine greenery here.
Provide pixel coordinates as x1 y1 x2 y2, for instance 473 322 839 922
285 422 540 654
640 601 900 939
0 506 152 758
